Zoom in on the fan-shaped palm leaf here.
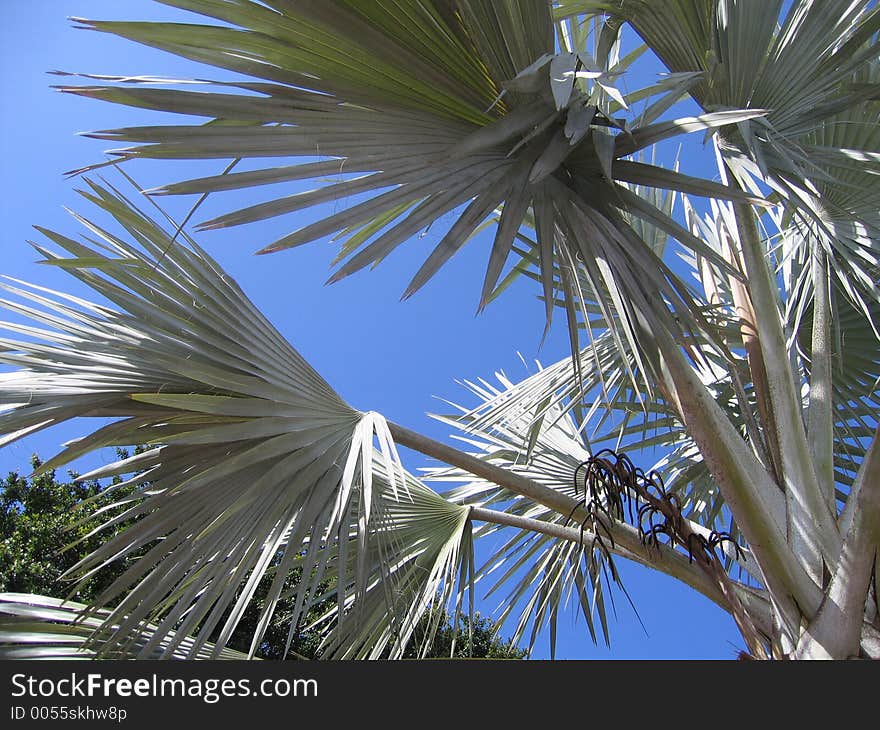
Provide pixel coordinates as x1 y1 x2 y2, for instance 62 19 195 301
0 179 425 658
559 0 879 178
420 369 767 654
303 464 474 660
58 0 763 367
560 0 880 319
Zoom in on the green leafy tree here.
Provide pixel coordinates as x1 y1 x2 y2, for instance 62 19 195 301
0 454 138 602
399 611 527 660
0 1 879 660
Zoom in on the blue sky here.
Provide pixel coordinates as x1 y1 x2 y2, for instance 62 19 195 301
1 1 744 659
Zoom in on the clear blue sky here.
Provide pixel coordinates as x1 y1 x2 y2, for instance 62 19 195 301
1 1 743 659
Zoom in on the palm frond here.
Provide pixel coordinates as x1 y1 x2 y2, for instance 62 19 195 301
559 0 879 176
560 1 880 320
58 0 763 376
424 377 626 655
0 180 419 658
0 594 249 660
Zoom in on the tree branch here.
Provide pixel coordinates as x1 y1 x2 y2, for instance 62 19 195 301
727 182 840 580
390 420 766 604
389 421 662 564
469 505 773 639
806 249 836 514
796 424 880 658
630 304 823 624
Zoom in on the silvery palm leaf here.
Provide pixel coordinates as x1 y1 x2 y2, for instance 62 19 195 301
558 0 879 181
0 594 249 659
57 0 763 361
0 180 480 659
559 0 880 317
429 378 622 656
301 463 474 660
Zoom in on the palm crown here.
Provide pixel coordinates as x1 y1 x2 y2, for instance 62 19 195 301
1 0 878 660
